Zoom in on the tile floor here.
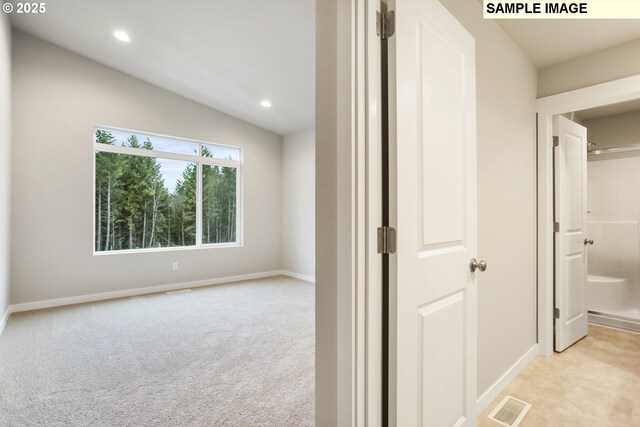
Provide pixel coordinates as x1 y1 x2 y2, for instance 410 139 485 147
478 325 640 426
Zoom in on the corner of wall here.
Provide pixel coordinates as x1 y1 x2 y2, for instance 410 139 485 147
281 127 316 279
278 133 285 275
0 9 12 327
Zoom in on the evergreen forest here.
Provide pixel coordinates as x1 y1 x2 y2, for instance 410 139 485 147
94 129 237 252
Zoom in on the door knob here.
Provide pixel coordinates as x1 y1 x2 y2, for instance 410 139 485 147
584 238 594 245
470 258 487 273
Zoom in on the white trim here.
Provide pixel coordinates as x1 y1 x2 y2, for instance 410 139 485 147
588 313 640 334
280 270 316 283
315 0 365 423
196 143 203 246
94 143 241 168
364 0 383 424
8 270 283 313
536 74 640 357
536 75 640 114
0 306 10 337
93 241 243 256
94 124 243 153
476 344 538 415
92 125 243 255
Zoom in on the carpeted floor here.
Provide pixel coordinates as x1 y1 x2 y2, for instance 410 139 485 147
0 276 315 426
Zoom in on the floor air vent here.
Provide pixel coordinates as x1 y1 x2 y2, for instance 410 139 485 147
166 289 192 295
487 395 532 427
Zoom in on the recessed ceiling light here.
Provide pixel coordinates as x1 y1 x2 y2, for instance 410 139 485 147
260 100 272 108
113 30 131 43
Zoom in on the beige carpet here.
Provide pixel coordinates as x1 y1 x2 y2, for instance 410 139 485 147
0 276 315 426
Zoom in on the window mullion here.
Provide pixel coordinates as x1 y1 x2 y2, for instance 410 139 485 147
196 145 203 247
93 127 240 254
94 144 239 168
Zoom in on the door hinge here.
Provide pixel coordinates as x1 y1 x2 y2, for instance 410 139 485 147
554 222 560 233
376 10 395 40
554 308 560 319
553 136 559 147
377 226 396 254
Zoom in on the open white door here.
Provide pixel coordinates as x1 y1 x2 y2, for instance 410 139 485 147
387 0 478 424
553 116 588 352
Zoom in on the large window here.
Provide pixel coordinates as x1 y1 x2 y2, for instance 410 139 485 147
94 126 241 253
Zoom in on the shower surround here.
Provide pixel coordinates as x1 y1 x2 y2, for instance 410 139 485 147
587 153 640 330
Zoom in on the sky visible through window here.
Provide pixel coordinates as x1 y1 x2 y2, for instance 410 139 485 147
156 158 190 192
95 128 239 252
105 129 239 192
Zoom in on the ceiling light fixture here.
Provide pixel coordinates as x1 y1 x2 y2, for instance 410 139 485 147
113 30 131 43
260 100 272 108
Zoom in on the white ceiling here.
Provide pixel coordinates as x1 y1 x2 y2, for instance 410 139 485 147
498 20 640 69
12 2 640 134
10 0 315 136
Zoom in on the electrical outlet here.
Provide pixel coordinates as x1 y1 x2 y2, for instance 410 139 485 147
172 262 179 271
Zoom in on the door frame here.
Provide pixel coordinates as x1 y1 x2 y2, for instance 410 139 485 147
316 0 384 424
536 74 640 356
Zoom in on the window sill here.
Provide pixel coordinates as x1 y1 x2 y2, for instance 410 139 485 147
92 242 243 256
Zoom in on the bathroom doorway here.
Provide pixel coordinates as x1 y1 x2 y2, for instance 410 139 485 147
578 100 640 334
537 76 640 355
553 105 640 353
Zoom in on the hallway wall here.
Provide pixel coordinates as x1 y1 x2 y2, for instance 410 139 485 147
440 0 538 400
0 15 10 324
538 38 640 97
281 127 315 279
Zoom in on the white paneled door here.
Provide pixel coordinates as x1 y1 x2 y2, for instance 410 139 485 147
553 116 588 352
388 0 478 424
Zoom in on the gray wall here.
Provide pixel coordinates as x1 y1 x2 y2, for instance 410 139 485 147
316 0 339 423
11 31 283 304
538 38 640 97
0 15 10 318
440 0 538 398
282 127 315 278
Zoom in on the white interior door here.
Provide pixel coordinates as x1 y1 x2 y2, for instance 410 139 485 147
388 0 478 424
554 116 588 352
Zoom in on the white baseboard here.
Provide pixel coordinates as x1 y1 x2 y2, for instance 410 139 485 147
0 305 10 336
588 313 640 334
279 270 315 283
9 270 283 314
476 343 538 415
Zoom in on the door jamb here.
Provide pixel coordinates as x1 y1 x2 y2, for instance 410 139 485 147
328 0 383 424
536 74 640 356
316 0 374 424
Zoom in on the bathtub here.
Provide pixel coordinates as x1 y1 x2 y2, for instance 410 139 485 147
586 274 633 313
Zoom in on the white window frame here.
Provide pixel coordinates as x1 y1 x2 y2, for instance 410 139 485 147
92 125 243 255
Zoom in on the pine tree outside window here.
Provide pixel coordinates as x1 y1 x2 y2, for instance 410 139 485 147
94 126 241 253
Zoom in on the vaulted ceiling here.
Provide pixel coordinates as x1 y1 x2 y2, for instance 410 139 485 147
12 1 640 136
11 0 315 136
